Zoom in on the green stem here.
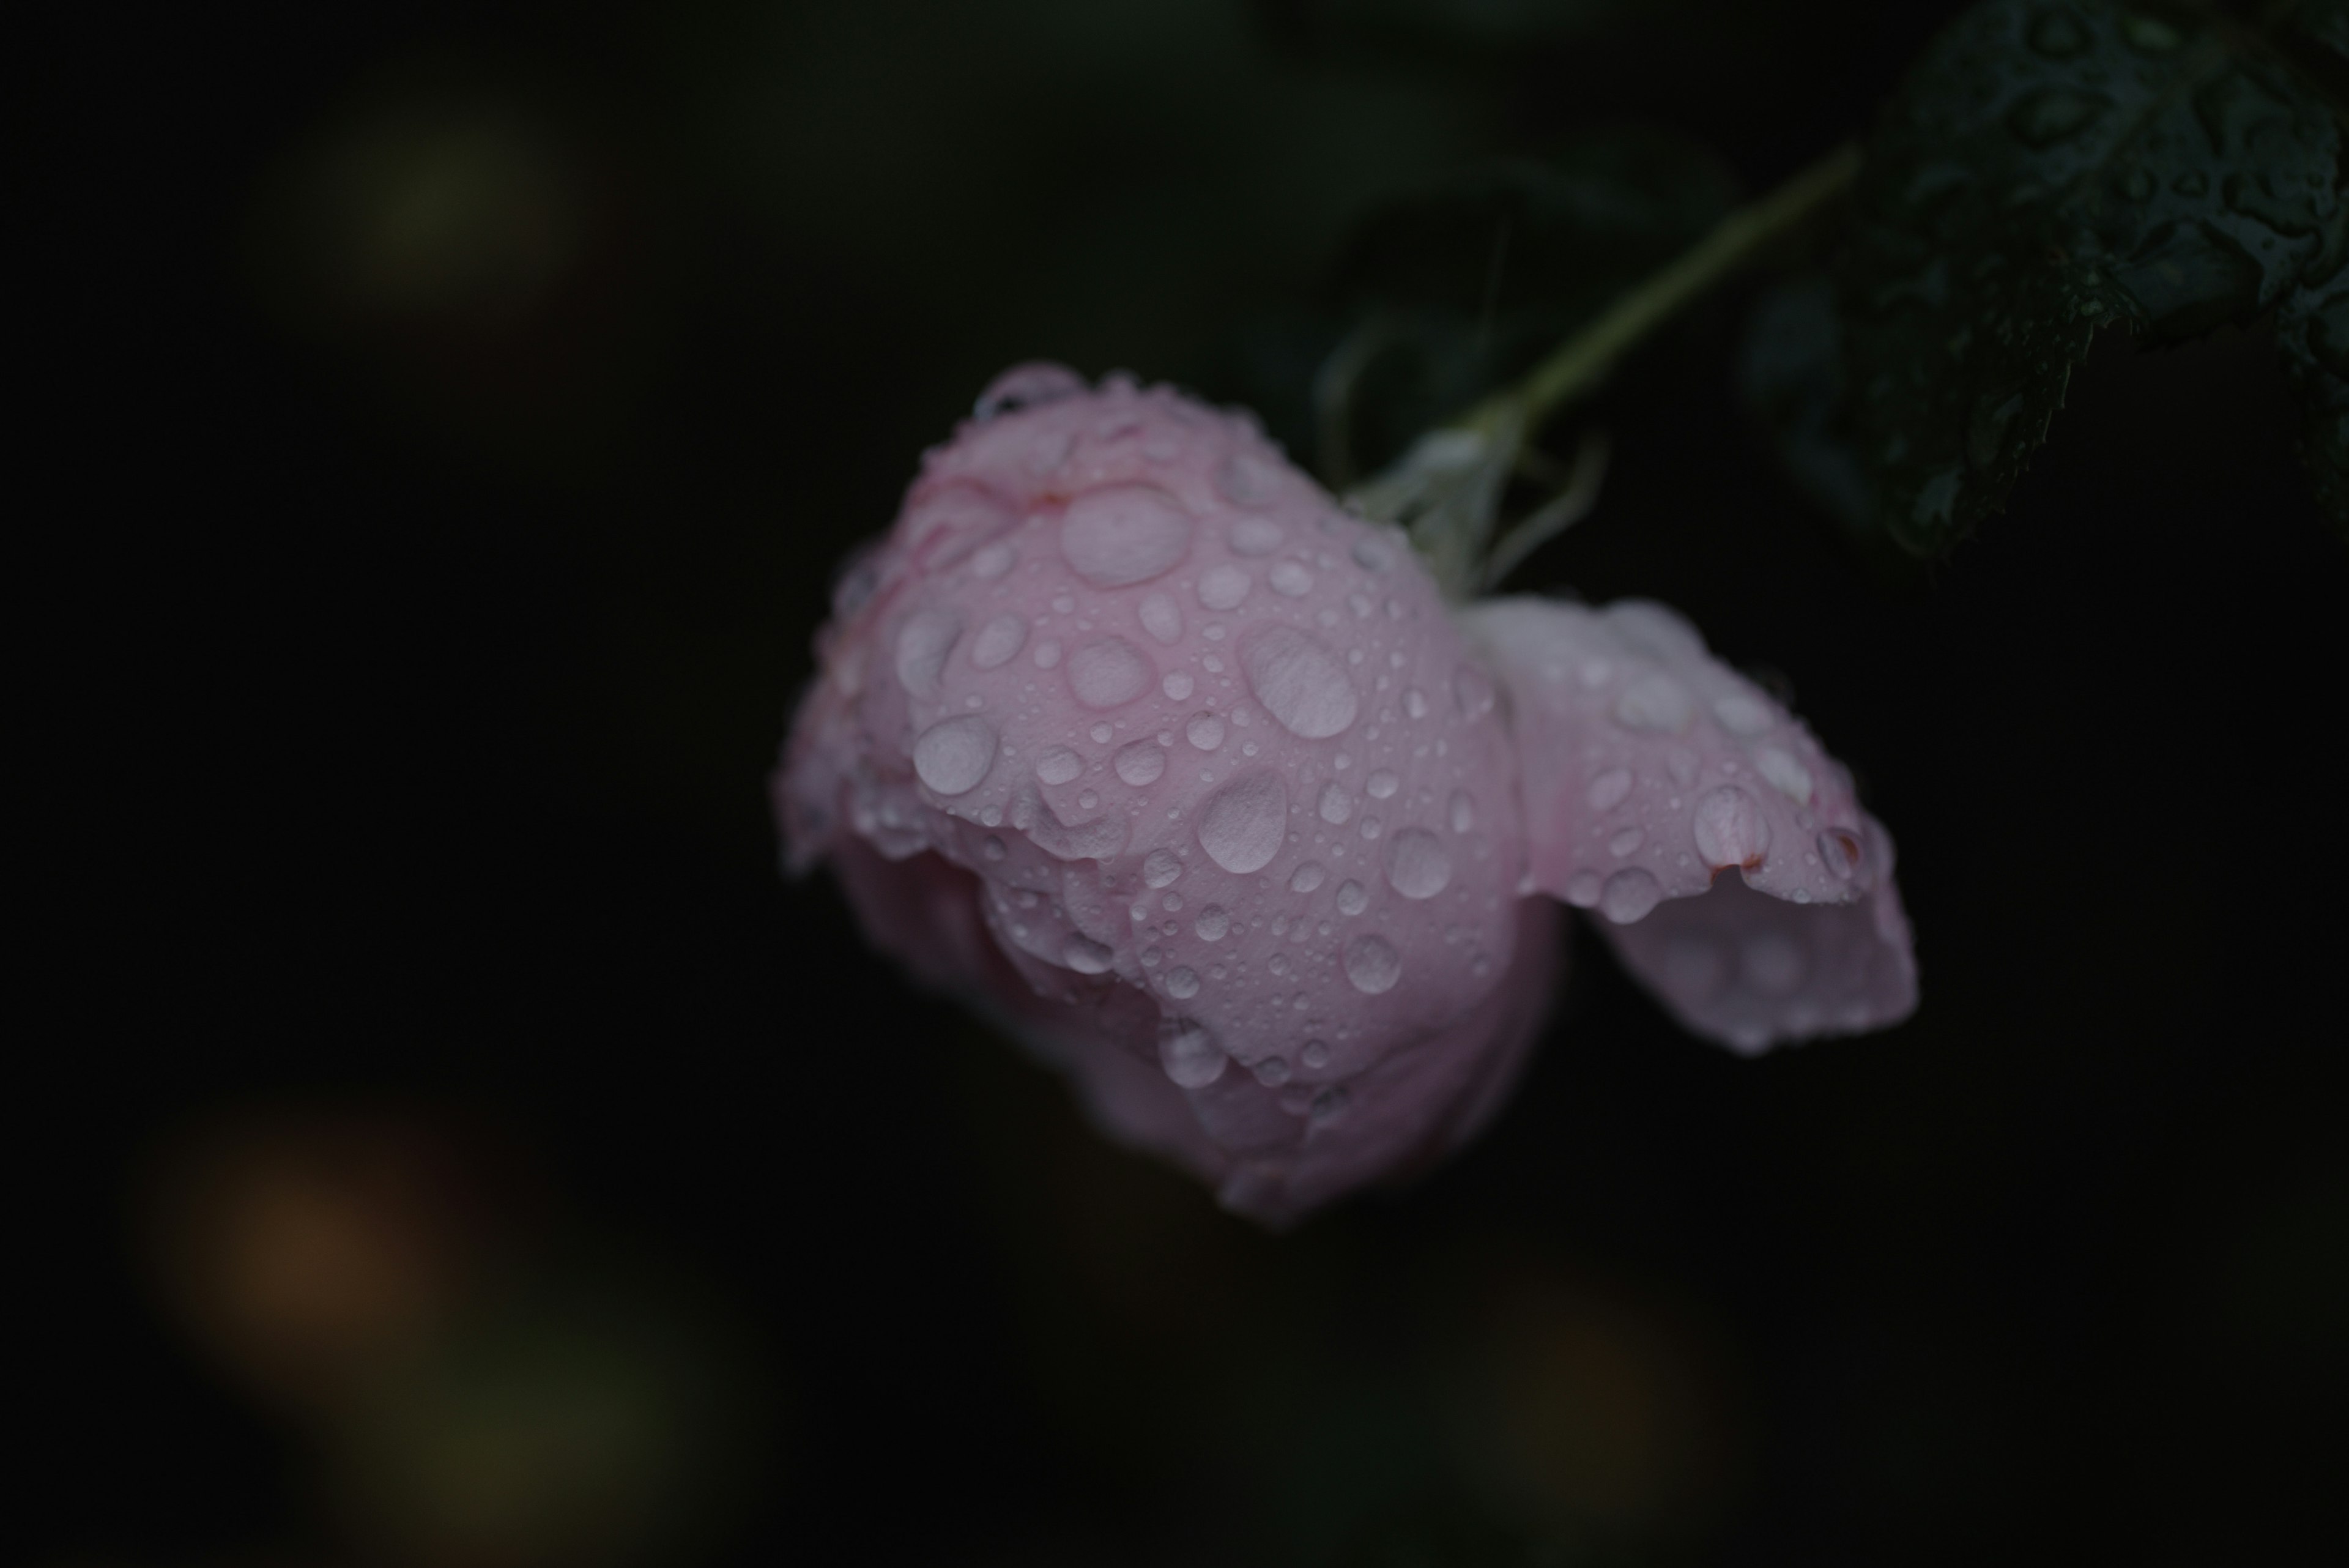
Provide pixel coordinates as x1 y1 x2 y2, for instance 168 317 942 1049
1483 141 1863 436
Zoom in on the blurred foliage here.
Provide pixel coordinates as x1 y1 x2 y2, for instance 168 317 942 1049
1746 0 2349 551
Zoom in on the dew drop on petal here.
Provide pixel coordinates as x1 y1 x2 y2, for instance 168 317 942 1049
1614 672 1694 733
1600 867 1662 924
1033 639 1062 669
1290 860 1326 892
1253 1057 1291 1087
1817 828 1863 880
1301 1040 1330 1069
1060 485 1193 587
912 715 996 795
1335 880 1368 916
1139 591 1184 645
1035 746 1083 786
1143 848 1183 888
1609 825 1644 857
895 609 962 698
1586 768 1634 812
1186 712 1226 751
1229 516 1283 555
1194 905 1230 942
1197 770 1286 873
1384 828 1452 899
1365 770 1398 800
1405 688 1428 719
1061 935 1115 975
1269 560 1314 596
1713 693 1773 736
971 540 1015 580
1198 564 1251 610
1244 626 1358 738
1755 745 1814 804
1159 1016 1223 1085
1115 741 1167 786
1352 536 1391 571
1067 636 1152 708
1161 671 1195 701
1343 934 1401 994
1565 870 1602 907
1164 965 1201 1000
970 612 1027 670
1692 785 1771 869
1318 782 1354 824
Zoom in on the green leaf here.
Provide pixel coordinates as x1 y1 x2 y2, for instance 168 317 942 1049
1316 126 1737 483
1782 0 2348 552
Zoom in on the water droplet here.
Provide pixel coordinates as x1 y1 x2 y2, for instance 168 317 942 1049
1267 952 1291 976
1452 666 1497 720
1290 861 1326 892
1139 591 1184 645
1449 790 1475 833
969 613 1027 671
1186 712 1226 751
1159 1015 1223 1085
1198 564 1251 610
982 834 1007 862
894 609 962 699
1089 723 1113 744
1384 828 1453 899
1164 966 1201 1000
1359 816 1381 841
1693 786 1771 869
1318 782 1353 824
1269 560 1314 596
1599 867 1662 924
912 715 997 795
1609 825 1644 857
2005 87 2109 150
1063 936 1114 975
1301 1040 1330 1069
1253 1056 1291 1087
1614 672 1693 733
1068 637 1152 708
1352 536 1392 571
1404 688 1428 719
1335 880 1368 916
1713 693 1772 737
1244 626 1358 738
1060 485 1193 586
1035 747 1083 786
1142 849 1182 888
1032 639 1062 669
1219 451 1279 505
1587 768 1634 811
1365 770 1398 800
1229 517 1283 555
971 540 1015 579
1194 905 1230 942
1343 934 1401 994
1116 741 1167 786
1564 870 1601 907
1197 770 1286 873
1755 746 1813 804
1743 933 1806 995
1817 828 1863 880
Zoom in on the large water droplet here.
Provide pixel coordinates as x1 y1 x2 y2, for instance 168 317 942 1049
1564 871 1601 907
1754 746 1813 804
1060 485 1193 587
895 609 962 699
1194 905 1230 942
1159 1016 1223 1086
1599 867 1661 924
1713 693 1772 737
1318 782 1353 825
1335 880 1368 916
1343 934 1401 994
1063 935 1114 975
1609 825 1643 857
1186 712 1226 751
1587 768 1634 812
1692 785 1771 869
1269 561 1314 597
1115 741 1167 786
1229 517 1283 555
1164 966 1201 1000
970 613 1028 671
1067 637 1152 708
912 715 996 795
1365 770 1398 800
1614 673 1693 733
1244 626 1357 739
1035 746 1083 786
1290 861 1326 893
1197 770 1287 873
1384 828 1453 899
1143 848 1183 888
1198 564 1251 610
1352 536 1392 571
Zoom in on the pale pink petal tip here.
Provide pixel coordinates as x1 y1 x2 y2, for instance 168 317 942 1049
1464 595 1918 1052
779 367 1543 1225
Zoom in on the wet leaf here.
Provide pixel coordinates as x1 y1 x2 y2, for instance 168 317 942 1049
1761 0 2348 551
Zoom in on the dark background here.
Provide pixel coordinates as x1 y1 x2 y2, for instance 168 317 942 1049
28 2 2347 1564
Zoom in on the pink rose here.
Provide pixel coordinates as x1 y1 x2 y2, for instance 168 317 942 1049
776 365 1916 1225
